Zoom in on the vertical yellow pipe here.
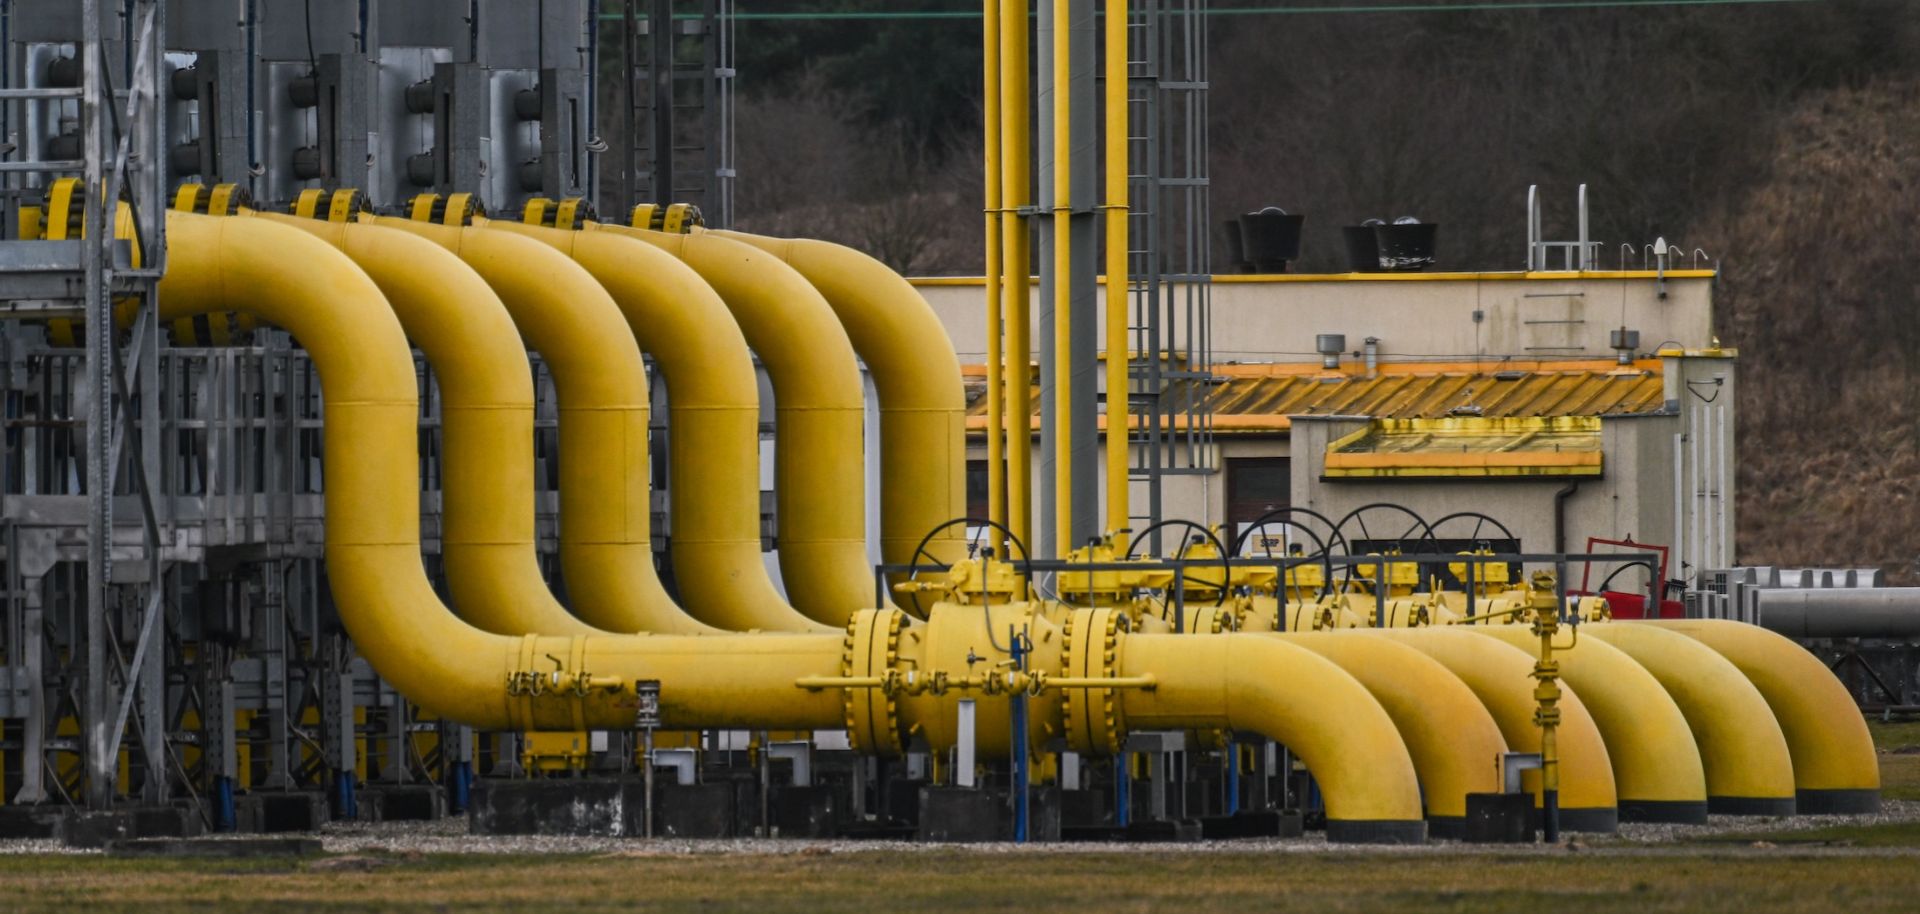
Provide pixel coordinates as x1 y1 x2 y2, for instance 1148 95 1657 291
1051 0 1073 554
1001 0 1032 547
983 0 1007 546
1103 0 1130 535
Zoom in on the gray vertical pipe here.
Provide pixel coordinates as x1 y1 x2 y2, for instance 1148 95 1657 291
81 0 114 809
1038 0 1102 558
649 0 673 204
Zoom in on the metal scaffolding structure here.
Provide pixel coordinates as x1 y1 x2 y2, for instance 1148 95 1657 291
1123 0 1215 551
612 0 736 226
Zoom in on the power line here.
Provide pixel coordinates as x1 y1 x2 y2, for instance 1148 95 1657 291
639 0 1826 22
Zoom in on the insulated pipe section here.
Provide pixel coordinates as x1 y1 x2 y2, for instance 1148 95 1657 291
1644 619 1882 813
255 214 605 639
1583 623 1796 815
159 212 845 731
716 232 971 577
1121 634 1428 843
1466 626 1709 823
592 224 884 623
366 216 714 636
490 221 830 634
1276 632 1506 836
1755 588 1920 639
1375 628 1618 831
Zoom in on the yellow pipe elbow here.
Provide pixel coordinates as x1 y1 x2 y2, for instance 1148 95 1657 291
715 232 970 577
161 211 847 732
1466 625 1708 822
1584 623 1796 815
1276 632 1506 833
485 221 827 634
251 214 608 639
590 223 881 625
1373 628 1618 831
1120 634 1426 843
1644 619 1881 813
365 216 711 636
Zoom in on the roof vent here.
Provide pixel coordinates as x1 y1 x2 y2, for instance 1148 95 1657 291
1610 327 1641 365
1315 333 1346 370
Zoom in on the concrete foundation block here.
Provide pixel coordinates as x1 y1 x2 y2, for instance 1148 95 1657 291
469 779 626 837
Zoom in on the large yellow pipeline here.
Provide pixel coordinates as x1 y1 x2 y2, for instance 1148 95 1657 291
1278 632 1505 835
485 220 829 634
591 223 881 624
714 233 970 576
1001 0 1033 546
1050 0 1073 553
158 211 846 732
1584 623 1796 815
1119 632 1427 842
983 0 1008 546
253 214 605 638
1374 628 1618 831
1643 619 1881 813
1465 626 1708 823
365 216 712 636
1103 0 1130 533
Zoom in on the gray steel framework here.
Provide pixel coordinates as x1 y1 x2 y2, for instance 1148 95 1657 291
611 0 735 225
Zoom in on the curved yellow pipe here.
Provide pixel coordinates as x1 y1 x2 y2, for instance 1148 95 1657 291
253 214 603 638
159 211 846 732
364 216 712 636
590 224 880 624
479 220 828 634
1644 619 1881 813
1121 633 1426 843
1373 628 1618 831
1584 623 1795 815
1465 625 1707 823
715 232 971 576
1276 631 1506 834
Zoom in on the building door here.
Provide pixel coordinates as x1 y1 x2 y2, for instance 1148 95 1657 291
1226 457 1291 525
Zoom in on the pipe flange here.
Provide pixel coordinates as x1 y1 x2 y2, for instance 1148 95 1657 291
290 187 369 222
407 192 484 227
1063 607 1129 755
843 608 906 757
522 196 597 230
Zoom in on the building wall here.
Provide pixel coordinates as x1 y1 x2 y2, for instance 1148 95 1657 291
914 272 1716 365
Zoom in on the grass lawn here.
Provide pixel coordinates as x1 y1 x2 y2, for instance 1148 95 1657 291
0 848 1917 914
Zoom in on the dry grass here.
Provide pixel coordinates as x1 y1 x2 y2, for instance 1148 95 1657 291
0 848 1916 914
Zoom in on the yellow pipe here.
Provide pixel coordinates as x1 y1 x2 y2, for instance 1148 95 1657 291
1465 625 1709 823
1276 631 1506 834
1001 0 1033 547
591 223 882 624
364 216 712 636
1373 628 1618 831
714 233 970 577
158 211 846 731
253 214 607 639
983 0 1008 546
1584 623 1796 815
483 220 830 634
1051 0 1073 554
1103 0 1129 534
1643 619 1881 813
1120 633 1427 842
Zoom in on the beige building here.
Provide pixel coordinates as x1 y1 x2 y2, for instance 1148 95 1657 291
914 270 1735 586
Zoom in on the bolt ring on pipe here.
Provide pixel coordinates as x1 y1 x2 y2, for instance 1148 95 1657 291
1124 519 1232 608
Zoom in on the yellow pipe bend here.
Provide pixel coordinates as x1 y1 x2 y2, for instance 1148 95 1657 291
1275 631 1506 834
1465 625 1708 823
1120 633 1427 843
1373 628 1618 831
592 223 882 624
482 220 830 634
253 214 604 638
158 211 847 732
1582 623 1795 814
1643 619 1881 813
364 216 713 636
714 232 971 577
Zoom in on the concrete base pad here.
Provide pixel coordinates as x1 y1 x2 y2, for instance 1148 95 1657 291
915 786 1060 843
1200 810 1304 839
1460 792 1535 843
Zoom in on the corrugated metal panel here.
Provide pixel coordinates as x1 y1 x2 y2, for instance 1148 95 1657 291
963 360 1666 434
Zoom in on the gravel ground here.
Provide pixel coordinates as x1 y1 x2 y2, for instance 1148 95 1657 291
6 800 1913 858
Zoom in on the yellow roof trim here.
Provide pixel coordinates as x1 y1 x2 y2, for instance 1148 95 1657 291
912 270 1716 287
